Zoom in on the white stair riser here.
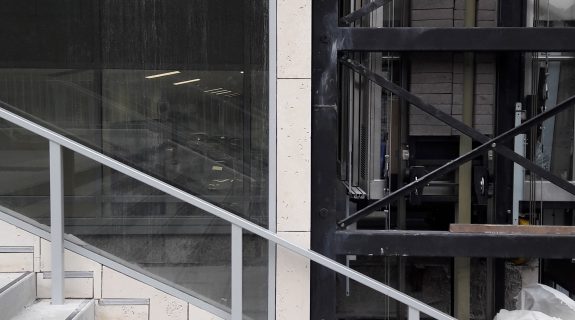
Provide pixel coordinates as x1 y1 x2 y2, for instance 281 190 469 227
0 273 35 320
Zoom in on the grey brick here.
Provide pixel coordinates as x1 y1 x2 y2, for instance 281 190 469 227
476 73 495 84
454 9 464 20
411 61 453 73
476 63 496 74
473 114 493 125
475 124 493 135
452 83 463 95
476 53 496 63
411 0 454 10
478 0 497 10
474 104 493 115
453 73 464 84
475 94 494 105
475 84 495 95
415 93 453 104
452 104 462 114
411 72 453 84
410 104 452 115
454 0 465 10
412 9 454 20
410 124 452 136
411 83 453 94
477 10 496 21
477 20 497 27
453 93 463 104
412 19 454 27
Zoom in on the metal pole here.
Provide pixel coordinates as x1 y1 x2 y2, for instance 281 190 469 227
268 0 277 318
49 141 65 305
408 307 420 320
231 225 243 320
513 103 526 225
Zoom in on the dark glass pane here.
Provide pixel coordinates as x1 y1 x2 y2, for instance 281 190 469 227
0 1 269 318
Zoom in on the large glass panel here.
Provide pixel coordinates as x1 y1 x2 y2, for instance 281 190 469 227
65 153 233 309
0 0 269 224
0 119 50 220
0 1 269 318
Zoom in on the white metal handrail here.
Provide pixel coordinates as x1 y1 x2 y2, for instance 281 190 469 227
0 103 456 320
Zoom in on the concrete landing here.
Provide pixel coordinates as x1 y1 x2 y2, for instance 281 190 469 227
11 299 94 320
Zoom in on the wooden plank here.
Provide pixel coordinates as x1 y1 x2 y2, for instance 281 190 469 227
450 224 575 235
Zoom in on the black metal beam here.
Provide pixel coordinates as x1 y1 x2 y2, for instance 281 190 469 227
338 27 575 51
339 0 391 25
311 0 341 319
340 58 575 198
334 230 575 258
336 73 575 227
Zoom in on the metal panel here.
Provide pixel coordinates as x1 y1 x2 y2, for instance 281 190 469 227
338 28 575 51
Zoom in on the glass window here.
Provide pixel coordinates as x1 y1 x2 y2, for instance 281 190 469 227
0 1 269 318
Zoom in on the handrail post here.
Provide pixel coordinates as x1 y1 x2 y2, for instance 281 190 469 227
408 307 420 320
231 225 243 320
49 141 65 305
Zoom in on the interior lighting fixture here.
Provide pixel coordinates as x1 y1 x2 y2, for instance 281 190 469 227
145 71 180 79
174 79 201 85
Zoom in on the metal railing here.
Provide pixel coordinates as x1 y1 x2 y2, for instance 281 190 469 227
0 102 455 320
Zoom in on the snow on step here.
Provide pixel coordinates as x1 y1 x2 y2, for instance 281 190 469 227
10 299 94 320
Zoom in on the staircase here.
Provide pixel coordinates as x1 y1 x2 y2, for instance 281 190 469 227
0 272 94 320
0 271 174 320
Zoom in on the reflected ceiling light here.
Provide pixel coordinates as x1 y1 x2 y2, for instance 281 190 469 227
240 71 244 74
174 79 201 85
214 90 232 95
210 89 230 94
145 71 180 79
204 88 223 92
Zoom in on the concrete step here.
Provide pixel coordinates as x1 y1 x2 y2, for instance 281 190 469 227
0 272 36 320
10 299 94 320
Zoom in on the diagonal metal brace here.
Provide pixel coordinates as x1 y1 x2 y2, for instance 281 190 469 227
340 57 575 196
339 0 392 25
338 58 575 228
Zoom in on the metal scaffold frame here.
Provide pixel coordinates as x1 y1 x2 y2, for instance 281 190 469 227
311 0 575 318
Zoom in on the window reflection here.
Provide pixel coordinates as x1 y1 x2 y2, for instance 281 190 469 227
0 1 269 318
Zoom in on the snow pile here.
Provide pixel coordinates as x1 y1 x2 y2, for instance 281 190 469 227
494 310 561 320
494 284 575 320
518 284 575 319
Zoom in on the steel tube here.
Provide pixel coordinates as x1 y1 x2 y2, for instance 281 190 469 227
231 225 243 320
49 141 65 305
